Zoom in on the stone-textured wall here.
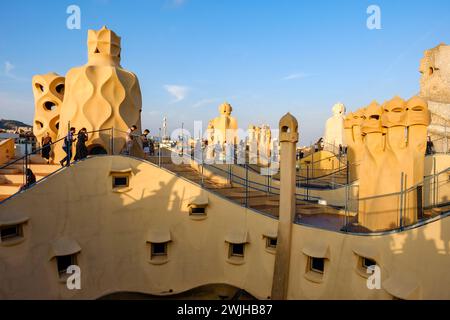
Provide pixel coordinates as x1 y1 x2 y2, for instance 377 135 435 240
419 43 450 152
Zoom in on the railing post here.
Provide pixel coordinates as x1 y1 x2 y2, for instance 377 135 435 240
158 128 162 167
399 172 404 229
26 140 29 176
24 141 28 186
67 122 71 167
201 159 204 188
110 127 114 155
417 184 423 220
306 164 309 201
230 164 233 185
344 160 350 230
245 164 249 208
344 184 349 231
338 153 341 172
332 167 335 188
269 175 272 194
158 143 161 168
433 157 437 206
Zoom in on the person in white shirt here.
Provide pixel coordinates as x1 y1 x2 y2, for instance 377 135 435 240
126 125 137 155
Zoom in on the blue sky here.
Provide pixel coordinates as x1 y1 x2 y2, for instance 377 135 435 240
0 0 449 145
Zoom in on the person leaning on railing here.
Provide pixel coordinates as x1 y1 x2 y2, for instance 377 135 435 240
74 128 88 161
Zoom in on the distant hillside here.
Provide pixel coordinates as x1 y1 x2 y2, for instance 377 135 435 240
0 119 32 130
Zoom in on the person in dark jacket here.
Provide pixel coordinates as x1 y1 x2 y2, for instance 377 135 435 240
19 169 36 191
426 136 436 155
41 132 52 163
74 128 89 161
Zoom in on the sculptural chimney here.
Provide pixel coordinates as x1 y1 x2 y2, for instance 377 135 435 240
271 112 298 300
54 26 143 160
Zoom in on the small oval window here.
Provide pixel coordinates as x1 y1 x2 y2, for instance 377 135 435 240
44 101 57 111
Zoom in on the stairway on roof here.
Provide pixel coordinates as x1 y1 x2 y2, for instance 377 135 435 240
0 157 60 202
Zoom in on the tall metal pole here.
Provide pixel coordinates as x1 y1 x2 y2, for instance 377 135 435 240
163 116 167 142
158 127 162 167
181 122 184 156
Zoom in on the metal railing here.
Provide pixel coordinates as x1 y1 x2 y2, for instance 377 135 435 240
180 144 449 234
429 135 450 155
342 166 450 233
0 128 115 203
2 130 448 236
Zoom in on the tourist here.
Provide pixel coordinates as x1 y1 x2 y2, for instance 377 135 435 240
315 138 324 152
41 132 52 163
141 129 150 155
426 136 436 155
19 169 36 191
338 144 343 158
126 125 138 155
60 127 76 167
149 137 155 156
74 128 88 161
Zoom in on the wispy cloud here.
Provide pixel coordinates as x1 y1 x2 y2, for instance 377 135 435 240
164 84 189 102
3 61 27 82
5 61 14 75
166 0 187 8
93 0 110 4
173 0 186 6
192 98 218 108
282 72 314 81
